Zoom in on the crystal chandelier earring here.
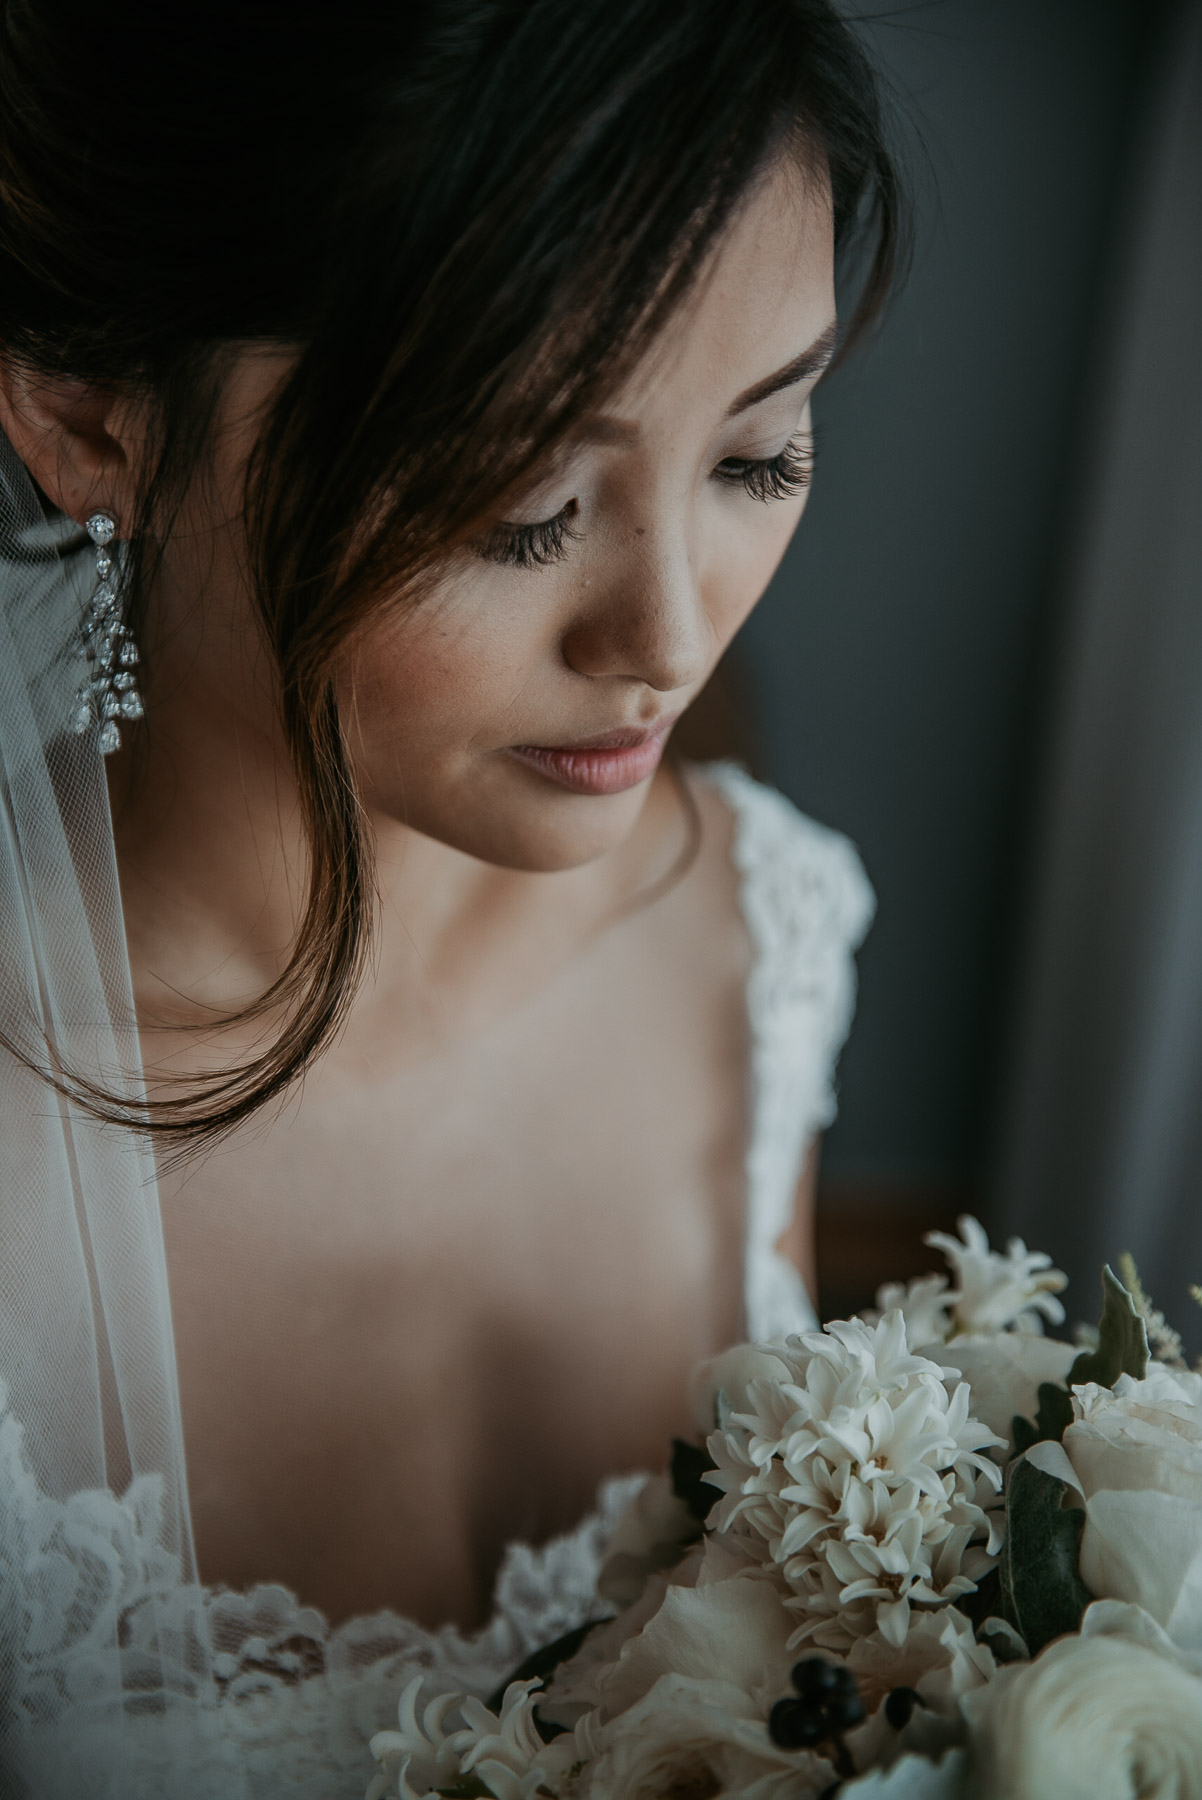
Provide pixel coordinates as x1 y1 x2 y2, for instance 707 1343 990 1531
72 511 143 755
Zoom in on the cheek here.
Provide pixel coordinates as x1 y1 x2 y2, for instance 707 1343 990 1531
333 558 598 866
331 583 647 874
706 493 810 637
339 594 534 775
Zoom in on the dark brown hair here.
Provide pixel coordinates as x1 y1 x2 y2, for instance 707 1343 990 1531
0 0 906 1142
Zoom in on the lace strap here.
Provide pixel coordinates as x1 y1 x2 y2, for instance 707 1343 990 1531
699 763 875 1342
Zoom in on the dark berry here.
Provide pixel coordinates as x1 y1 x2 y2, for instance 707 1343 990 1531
885 1686 924 1730
768 1697 827 1750
826 1689 866 1732
791 1657 852 1699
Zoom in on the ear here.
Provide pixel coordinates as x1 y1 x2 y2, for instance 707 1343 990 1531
0 360 141 530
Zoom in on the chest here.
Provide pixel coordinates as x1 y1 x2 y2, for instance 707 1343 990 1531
159 851 751 1628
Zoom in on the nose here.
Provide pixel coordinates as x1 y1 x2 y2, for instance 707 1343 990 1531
560 528 713 695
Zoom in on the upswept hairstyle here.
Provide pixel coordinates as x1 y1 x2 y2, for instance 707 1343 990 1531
0 0 906 1143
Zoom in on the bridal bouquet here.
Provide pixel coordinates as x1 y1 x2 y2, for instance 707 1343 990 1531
368 1223 1202 1800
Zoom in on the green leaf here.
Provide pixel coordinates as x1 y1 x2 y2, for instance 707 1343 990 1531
670 1436 719 1525
1067 1264 1149 1388
1010 1265 1148 1452
1012 1381 1075 1453
1012 1415 1036 1454
436 1780 495 1799
999 1458 1092 1654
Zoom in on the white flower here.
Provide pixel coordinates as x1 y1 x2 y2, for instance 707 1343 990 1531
868 1220 1068 1346
368 1679 461 1800
871 1274 957 1350
840 1749 969 1799
836 1606 996 1780
1026 1366 1202 1651
692 1343 796 1435
595 1474 700 1609
545 1538 785 1730
961 1628 1202 1800
923 1216 1067 1337
573 1671 828 1800
584 1567 796 1722
933 1333 1077 1453
705 1312 1003 1651
847 1603 995 1718
368 1676 579 1800
1077 1596 1202 1676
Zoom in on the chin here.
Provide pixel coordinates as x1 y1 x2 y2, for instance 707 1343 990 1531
374 779 651 874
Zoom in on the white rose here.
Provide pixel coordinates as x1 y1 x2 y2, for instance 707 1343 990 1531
596 1474 701 1609
1028 1367 1202 1650
840 1749 969 1799
962 1629 1202 1800
575 1671 828 1800
1076 1596 1202 1673
585 1567 795 1721
837 1606 994 1779
545 1534 765 1726
932 1334 1077 1453
847 1603 995 1716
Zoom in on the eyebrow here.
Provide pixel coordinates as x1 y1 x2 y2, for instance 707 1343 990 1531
579 318 839 447
725 318 839 417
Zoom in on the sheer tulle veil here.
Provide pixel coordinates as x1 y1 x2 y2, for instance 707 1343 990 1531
0 430 249 1796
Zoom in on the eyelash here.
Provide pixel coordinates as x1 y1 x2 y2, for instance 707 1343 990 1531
714 430 816 504
479 503 582 570
479 432 816 568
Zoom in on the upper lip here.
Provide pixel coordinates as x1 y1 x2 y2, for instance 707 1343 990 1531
515 712 681 753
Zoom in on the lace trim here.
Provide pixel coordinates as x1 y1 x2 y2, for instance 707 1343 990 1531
207 1472 643 1712
699 764 875 1343
1 1373 642 1793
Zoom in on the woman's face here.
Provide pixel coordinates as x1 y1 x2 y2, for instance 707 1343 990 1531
339 156 836 873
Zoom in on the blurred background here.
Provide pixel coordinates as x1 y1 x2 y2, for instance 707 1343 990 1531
681 0 1202 1342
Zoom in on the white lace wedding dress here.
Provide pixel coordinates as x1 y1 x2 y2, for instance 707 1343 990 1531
0 758 872 1800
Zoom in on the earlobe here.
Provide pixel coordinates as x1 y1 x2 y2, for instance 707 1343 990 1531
0 360 133 527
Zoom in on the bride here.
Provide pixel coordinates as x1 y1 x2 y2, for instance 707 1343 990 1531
0 1 903 1793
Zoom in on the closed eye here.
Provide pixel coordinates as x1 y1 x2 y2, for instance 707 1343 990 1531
477 428 815 570
715 430 816 503
478 500 581 569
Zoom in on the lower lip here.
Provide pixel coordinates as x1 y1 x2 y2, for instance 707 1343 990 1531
508 734 669 796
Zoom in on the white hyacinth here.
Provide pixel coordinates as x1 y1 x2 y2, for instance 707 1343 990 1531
368 1676 580 1800
875 1216 1068 1345
705 1311 1004 1652
870 1273 957 1350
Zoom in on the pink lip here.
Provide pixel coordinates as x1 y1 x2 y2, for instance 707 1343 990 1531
508 715 680 797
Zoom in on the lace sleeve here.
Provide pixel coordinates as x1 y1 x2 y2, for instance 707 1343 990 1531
699 763 875 1343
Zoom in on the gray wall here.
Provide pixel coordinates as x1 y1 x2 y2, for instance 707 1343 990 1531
737 0 1155 1187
